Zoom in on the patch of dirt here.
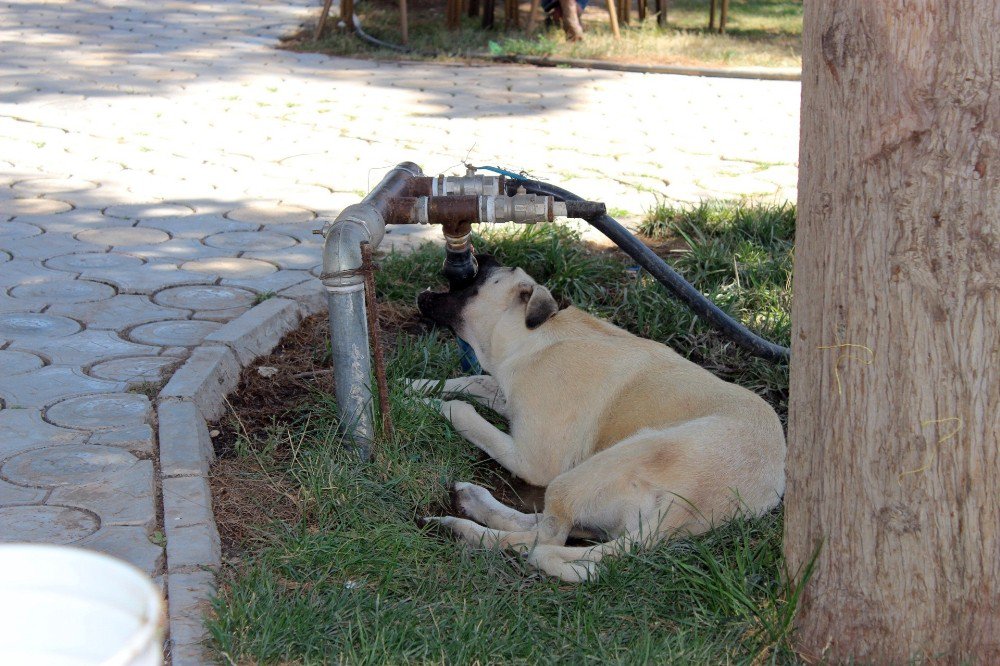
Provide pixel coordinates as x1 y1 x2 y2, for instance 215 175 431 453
210 314 328 556
212 313 331 458
212 457 302 556
210 305 445 557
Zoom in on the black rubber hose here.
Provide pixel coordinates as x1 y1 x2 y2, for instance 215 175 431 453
352 13 414 53
508 177 791 363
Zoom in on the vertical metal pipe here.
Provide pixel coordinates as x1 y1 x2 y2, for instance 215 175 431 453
321 162 422 459
327 286 374 457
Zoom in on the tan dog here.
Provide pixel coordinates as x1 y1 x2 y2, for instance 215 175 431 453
413 255 785 581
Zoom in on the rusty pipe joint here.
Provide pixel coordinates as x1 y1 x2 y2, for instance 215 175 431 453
385 194 567 227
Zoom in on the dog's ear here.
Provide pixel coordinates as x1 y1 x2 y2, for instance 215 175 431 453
522 284 558 329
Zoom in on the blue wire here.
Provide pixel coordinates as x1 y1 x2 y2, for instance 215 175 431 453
474 165 529 181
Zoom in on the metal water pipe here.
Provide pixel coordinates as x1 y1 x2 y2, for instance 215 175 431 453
320 162 422 457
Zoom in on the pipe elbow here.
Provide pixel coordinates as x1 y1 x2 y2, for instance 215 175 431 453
321 203 385 290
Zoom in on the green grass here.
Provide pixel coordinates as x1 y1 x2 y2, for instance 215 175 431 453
208 201 804 664
294 0 801 69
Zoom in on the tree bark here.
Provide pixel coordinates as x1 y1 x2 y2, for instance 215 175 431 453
560 0 584 41
787 2 1000 663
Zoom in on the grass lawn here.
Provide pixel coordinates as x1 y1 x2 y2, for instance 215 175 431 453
291 0 802 69
207 200 806 664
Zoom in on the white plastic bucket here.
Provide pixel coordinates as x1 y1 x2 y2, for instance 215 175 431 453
0 544 165 666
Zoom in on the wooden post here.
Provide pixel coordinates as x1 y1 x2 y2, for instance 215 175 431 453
482 0 496 29
618 0 629 26
468 0 479 17
637 0 645 23
655 0 666 28
340 0 354 25
559 0 584 40
447 0 461 29
605 0 620 39
505 0 520 29
708 0 715 30
786 1 1000 662
315 0 334 40
718 0 728 33
399 0 409 43
526 0 541 31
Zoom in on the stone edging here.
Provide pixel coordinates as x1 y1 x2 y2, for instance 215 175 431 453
488 54 802 81
156 283 325 665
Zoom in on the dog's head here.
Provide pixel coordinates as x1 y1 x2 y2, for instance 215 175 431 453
417 254 559 367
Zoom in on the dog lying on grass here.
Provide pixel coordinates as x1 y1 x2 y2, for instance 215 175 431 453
412 255 785 582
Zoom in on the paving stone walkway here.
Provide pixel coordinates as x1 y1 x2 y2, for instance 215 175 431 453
0 0 800 662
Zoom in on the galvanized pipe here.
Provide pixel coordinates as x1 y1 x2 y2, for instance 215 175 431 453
321 162 422 458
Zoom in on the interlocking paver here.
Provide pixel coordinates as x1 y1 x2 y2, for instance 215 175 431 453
153 285 257 312
77 226 170 246
0 479 48 506
78 526 164 576
1 197 73 217
139 214 259 239
89 356 181 384
79 261 214 294
0 0 800 660
48 294 190 329
0 409 88 460
0 505 99 543
203 230 298 250
0 312 81 340
0 349 45 375
88 424 157 457
9 277 116 304
2 444 140 487
6 233 106 261
181 257 278 278
10 329 160 366
0 366 125 408
0 221 43 241
45 392 152 430
221 267 315 294
129 319 221 347
50 461 156 529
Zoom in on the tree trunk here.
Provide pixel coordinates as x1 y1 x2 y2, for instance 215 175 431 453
560 0 584 41
787 2 1000 663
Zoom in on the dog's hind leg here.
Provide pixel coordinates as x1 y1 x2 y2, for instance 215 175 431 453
410 375 509 415
453 482 542 531
453 482 606 540
423 513 570 552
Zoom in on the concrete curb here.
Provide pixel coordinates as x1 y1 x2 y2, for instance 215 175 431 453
488 54 802 81
156 285 326 665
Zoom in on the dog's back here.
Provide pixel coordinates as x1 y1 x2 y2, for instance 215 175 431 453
500 306 785 493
